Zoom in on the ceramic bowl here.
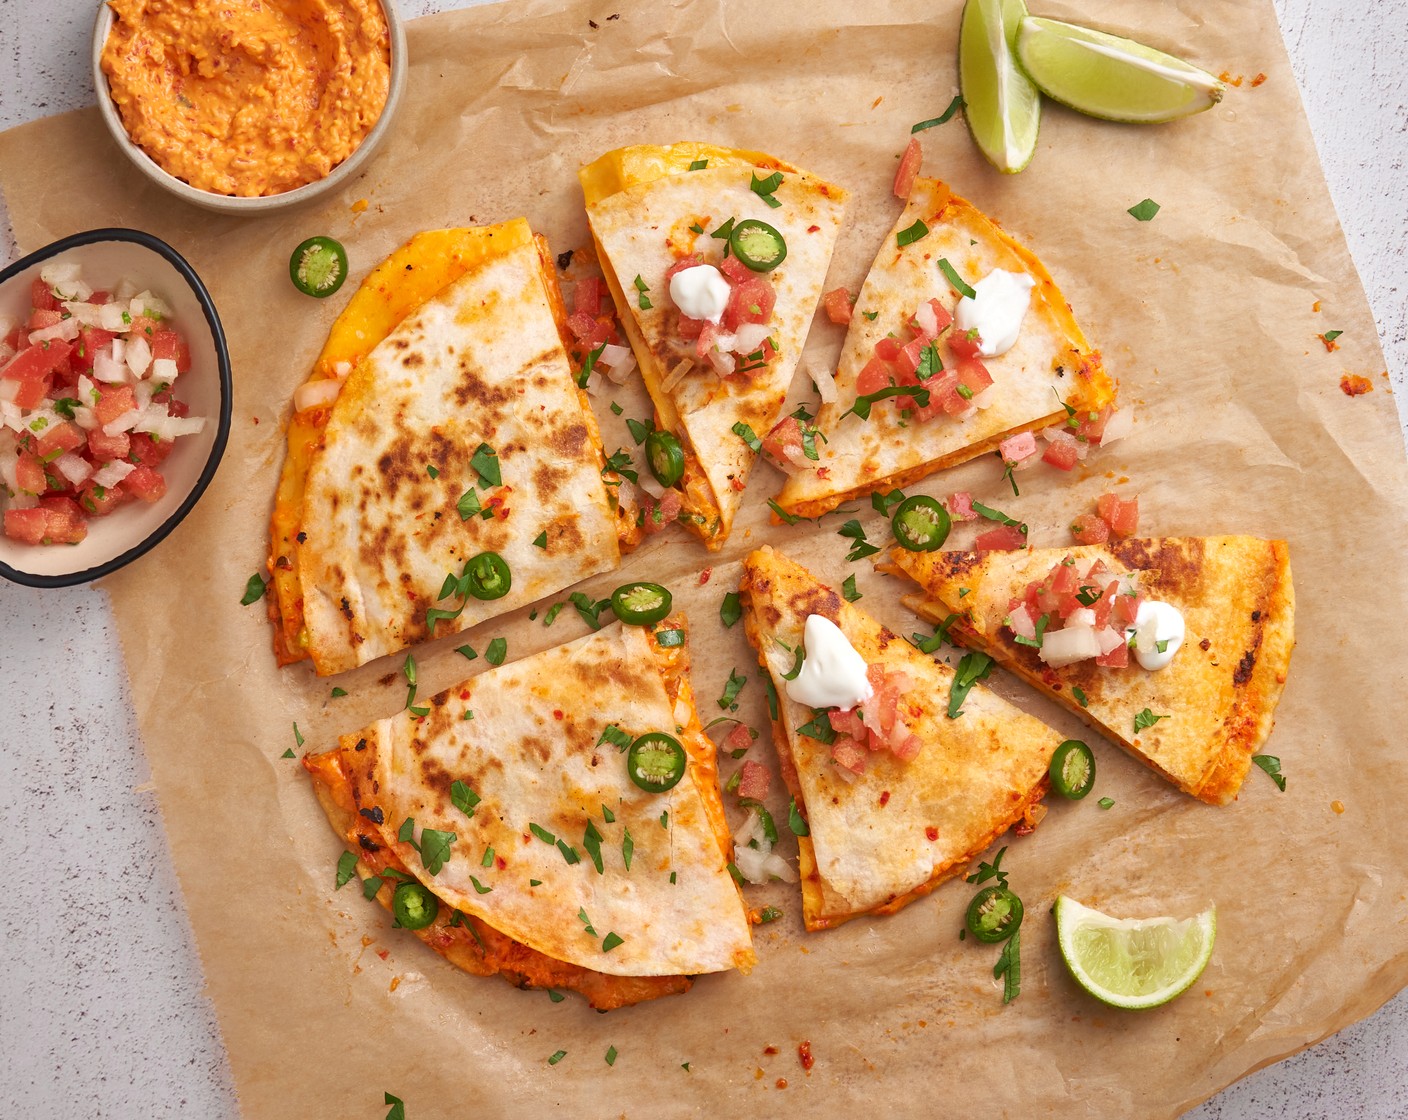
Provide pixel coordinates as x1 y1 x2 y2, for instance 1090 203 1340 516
0 229 232 587
90 1 407 215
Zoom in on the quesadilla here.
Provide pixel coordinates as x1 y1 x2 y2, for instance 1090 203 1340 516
303 614 755 1009
773 177 1116 519
268 220 636 676
738 546 1063 930
581 143 847 549
887 537 1295 805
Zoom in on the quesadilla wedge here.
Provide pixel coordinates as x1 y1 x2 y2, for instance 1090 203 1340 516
887 537 1295 805
773 177 1115 519
581 143 847 549
268 220 637 676
738 546 1063 930
303 614 755 1008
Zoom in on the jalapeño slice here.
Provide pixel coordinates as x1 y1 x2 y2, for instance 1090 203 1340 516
465 551 512 601
392 881 439 930
289 236 348 298
611 581 673 626
1050 739 1096 800
645 430 685 488
892 494 952 551
729 219 788 272
626 732 687 792
966 886 1024 943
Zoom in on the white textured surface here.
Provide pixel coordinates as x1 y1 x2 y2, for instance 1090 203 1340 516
0 1 1405 1117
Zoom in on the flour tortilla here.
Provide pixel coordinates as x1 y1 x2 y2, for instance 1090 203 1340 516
888 537 1295 804
738 546 1063 929
776 177 1115 518
291 226 621 675
583 144 847 548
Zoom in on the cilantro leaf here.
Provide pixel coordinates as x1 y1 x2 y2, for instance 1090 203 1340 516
240 573 267 605
911 95 965 131
897 219 929 248
335 850 358 889
470 443 501 487
1252 753 1287 792
485 637 507 666
720 591 742 629
451 780 481 818
1127 198 1161 222
1132 708 1167 734
717 668 747 710
419 828 457 876
947 651 993 718
937 257 977 299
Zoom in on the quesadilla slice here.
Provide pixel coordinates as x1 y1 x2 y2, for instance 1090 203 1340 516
774 177 1116 519
303 614 755 1009
738 546 1063 930
581 143 847 549
268 220 636 675
887 537 1295 805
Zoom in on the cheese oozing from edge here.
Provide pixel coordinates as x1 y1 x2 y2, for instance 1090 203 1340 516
1128 599 1185 671
669 264 730 323
785 614 874 711
953 268 1036 357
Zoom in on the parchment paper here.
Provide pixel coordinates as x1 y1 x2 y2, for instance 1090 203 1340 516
2 1 1404 1116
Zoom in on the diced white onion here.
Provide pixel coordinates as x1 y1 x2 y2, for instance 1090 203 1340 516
55 453 93 485
125 335 152 378
293 377 344 413
971 385 996 410
91 459 136 488
706 347 736 376
0 447 18 494
132 291 173 319
1099 407 1133 446
98 304 129 332
29 320 80 345
1066 607 1097 628
42 262 91 302
809 361 838 405
599 343 631 368
61 301 104 327
1008 604 1037 639
134 412 206 440
733 323 772 355
72 405 98 431
41 260 82 284
103 410 142 436
92 351 128 384
0 380 18 405
7 493 37 510
112 279 137 301
150 357 178 384
673 697 692 727
662 358 694 394
635 470 666 498
77 375 99 406
1039 625 1101 668
603 351 636 385
0 400 23 433
1096 626 1127 656
914 301 939 337
332 361 353 378
134 380 155 412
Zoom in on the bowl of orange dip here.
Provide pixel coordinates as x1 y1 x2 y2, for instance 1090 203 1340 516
92 0 406 214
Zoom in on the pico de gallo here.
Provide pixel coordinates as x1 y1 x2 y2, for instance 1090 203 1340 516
665 224 782 379
823 663 923 777
0 262 205 545
1005 553 1143 669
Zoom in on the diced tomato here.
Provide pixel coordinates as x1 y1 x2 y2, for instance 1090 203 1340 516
665 255 706 284
11 374 51 409
128 433 173 468
856 357 895 397
822 287 853 325
35 420 84 459
761 415 805 472
78 479 126 517
874 337 902 362
945 491 976 521
4 326 23 351
38 496 87 543
87 428 131 461
722 276 775 331
831 740 868 775
128 315 160 337
4 507 48 544
1097 493 1140 538
95 384 137 427
926 370 966 418
948 330 984 360
1042 435 1080 471
1072 404 1112 444
567 310 613 349
925 298 953 334
1073 513 1113 549
1096 639 1129 668
893 137 922 200
975 524 1027 551
718 254 753 285
1050 561 1079 595
954 356 992 397
737 760 771 801
15 452 46 495
1092 581 1120 628
28 308 63 331
89 290 110 305
150 328 191 373
121 464 167 503
1 336 73 385
641 489 681 534
725 723 754 755
677 314 706 340
572 276 606 318
999 431 1039 464
73 327 115 371
1112 591 1142 628
30 278 59 313
895 337 926 378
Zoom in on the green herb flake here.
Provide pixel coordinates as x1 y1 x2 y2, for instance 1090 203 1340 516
240 573 267 605
293 721 305 748
749 170 785 207
530 823 557 845
911 95 965 131
795 709 836 745
897 219 930 248
485 637 507 666
1098 797 1115 810
717 668 747 711
1072 686 1088 708
937 258 977 299
757 906 784 924
578 907 598 936
280 747 296 759
481 845 495 868
768 499 802 525
602 931 624 952
842 574 862 602
719 591 742 629
576 342 606 388
1252 753 1287 792
470 442 502 487
426 464 439 479
384 1092 406 1120
966 847 1008 888
711 216 736 241
871 488 907 516
557 839 581 865
689 159 709 171
625 416 655 444
659 810 670 829
994 927 1021 1003
532 530 548 549
947 651 994 718
1127 198 1161 222
583 820 605 874
548 1050 568 1066
1324 329 1343 342
633 274 652 310
840 383 931 422
731 421 762 452
543 602 565 627
1132 708 1167 734
455 644 478 661
597 724 632 750
605 1045 619 1066
788 796 810 837
570 591 613 630
547 988 565 1002
622 826 634 871
419 828 457 876
838 518 881 561
334 851 359 889
862 310 879 320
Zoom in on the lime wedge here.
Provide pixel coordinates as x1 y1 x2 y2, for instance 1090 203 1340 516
959 0 1041 173
1054 895 1216 1010
1015 17 1225 123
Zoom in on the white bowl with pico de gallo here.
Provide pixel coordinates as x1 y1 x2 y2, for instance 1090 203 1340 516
0 228 231 586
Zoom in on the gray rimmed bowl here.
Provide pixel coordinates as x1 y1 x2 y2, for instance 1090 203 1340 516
91 1 407 215
0 229 232 587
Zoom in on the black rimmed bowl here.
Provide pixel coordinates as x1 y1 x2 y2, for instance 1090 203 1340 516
0 229 232 587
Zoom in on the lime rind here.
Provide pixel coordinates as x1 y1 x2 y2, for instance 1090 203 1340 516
1055 895 1216 1010
959 0 1042 173
1015 17 1225 124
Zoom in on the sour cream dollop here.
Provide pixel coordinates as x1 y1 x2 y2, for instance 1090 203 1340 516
1128 600 1186 671
784 615 873 711
953 268 1036 357
668 264 730 323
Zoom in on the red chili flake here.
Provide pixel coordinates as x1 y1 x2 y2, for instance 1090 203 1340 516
924 826 939 841
376 949 390 960
763 1045 778 1056
553 709 565 720
879 790 891 808
1340 374 1373 397
816 466 830 479
698 568 713 585
806 224 820 233
798 1041 814 1071
460 690 471 700
496 856 507 870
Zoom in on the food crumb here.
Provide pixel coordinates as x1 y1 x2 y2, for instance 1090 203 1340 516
351 198 369 213
699 567 713 585
872 95 884 109
798 1040 815 1071
776 1078 788 1089
1332 800 1345 814
1250 72 1268 87
389 976 401 992
1319 333 1340 352
1219 71 1245 87
1340 374 1373 397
